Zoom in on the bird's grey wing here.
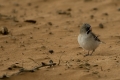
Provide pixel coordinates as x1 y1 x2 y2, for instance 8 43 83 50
91 33 101 42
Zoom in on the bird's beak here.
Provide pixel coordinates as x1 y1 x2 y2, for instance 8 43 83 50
89 27 92 31
86 27 92 34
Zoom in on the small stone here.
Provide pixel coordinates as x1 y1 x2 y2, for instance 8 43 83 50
90 15 94 19
118 8 120 11
30 36 33 39
67 8 72 11
59 73 62 75
49 60 53 63
41 46 46 49
27 3 32 6
48 22 52 26
103 13 108 16
49 50 54 54
93 8 98 11
49 32 53 35
0 46 3 48
1 74 8 79
8 67 12 70
99 23 104 28
24 20 36 24
93 64 98 67
57 10 71 16
0 26 9 35
5 41 8 43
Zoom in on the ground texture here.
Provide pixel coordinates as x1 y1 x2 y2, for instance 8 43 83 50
0 0 120 80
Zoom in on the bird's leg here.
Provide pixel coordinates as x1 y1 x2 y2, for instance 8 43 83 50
87 51 89 55
83 49 85 52
82 49 85 54
90 50 95 56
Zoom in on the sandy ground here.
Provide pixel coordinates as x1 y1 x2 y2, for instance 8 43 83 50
0 0 120 80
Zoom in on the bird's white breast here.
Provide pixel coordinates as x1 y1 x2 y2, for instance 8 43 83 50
78 33 100 51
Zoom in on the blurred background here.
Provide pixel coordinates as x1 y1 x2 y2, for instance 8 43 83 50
0 0 120 80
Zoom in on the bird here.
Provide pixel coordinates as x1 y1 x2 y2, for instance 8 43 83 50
78 23 101 56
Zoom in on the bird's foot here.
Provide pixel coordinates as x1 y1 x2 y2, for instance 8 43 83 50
89 53 93 56
84 53 93 57
84 54 89 57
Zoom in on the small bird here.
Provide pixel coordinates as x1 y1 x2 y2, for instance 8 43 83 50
78 23 101 56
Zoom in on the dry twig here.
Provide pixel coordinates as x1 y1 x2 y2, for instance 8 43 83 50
0 59 56 79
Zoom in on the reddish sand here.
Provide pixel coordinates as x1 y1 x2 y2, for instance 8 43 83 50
0 0 120 80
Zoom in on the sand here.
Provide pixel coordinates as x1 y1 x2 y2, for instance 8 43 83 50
0 0 120 80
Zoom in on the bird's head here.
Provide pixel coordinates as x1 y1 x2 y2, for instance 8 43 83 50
80 23 92 34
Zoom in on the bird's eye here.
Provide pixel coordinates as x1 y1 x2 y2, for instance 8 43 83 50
86 26 90 31
84 24 91 31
